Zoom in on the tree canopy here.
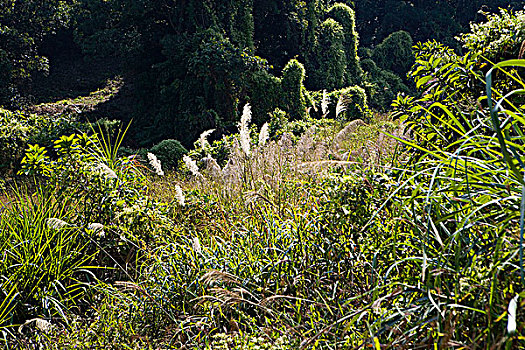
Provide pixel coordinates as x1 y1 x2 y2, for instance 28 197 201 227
1 0 522 145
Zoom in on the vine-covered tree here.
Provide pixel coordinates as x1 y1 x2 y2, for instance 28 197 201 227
2 0 519 145
327 3 362 83
72 0 365 145
371 30 414 78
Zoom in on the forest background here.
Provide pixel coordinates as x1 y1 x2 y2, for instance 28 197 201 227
1 0 522 149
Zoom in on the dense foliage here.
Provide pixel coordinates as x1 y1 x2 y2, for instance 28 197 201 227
353 0 523 48
0 108 83 175
3 4 525 350
0 0 74 107
2 0 521 146
68 0 367 145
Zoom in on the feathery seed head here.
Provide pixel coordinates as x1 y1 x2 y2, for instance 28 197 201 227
46 218 68 230
175 184 185 206
508 294 519 334
321 90 329 115
240 103 252 127
238 103 252 156
96 163 118 179
199 129 215 151
336 95 348 119
183 155 201 177
147 152 164 176
192 237 202 254
258 122 269 147
203 155 222 177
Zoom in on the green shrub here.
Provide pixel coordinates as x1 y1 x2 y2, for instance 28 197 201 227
394 40 483 150
267 108 289 138
188 133 237 167
459 9 525 62
332 85 368 121
149 139 188 170
18 132 154 241
0 109 40 173
402 9 525 116
371 30 414 78
0 109 85 175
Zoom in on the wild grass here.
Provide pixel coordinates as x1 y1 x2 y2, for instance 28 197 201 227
0 184 93 336
151 112 402 217
363 59 525 348
128 61 525 348
3 60 525 349
124 112 404 348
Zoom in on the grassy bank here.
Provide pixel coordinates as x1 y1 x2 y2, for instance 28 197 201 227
1 49 525 350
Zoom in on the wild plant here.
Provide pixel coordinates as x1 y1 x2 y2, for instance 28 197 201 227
135 60 525 348
174 104 348 216
18 130 154 241
12 104 403 348
354 59 525 348
110 104 401 348
0 108 84 176
0 184 93 332
0 127 175 345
